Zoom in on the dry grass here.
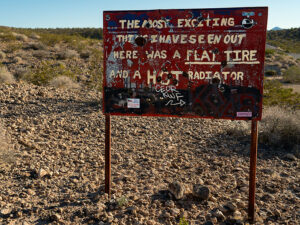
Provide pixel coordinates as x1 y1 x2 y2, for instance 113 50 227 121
56 49 79 60
49 76 80 89
0 51 6 60
259 106 300 149
0 66 15 83
225 107 300 150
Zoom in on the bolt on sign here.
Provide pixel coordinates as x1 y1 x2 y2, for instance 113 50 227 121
103 7 268 120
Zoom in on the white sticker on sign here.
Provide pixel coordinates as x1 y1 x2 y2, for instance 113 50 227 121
237 112 252 117
127 98 140 108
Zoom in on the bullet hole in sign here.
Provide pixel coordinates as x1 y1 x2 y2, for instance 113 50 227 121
212 48 219 54
157 77 162 82
167 73 172 79
162 67 168 72
173 79 178 85
145 22 151 29
197 14 203 22
221 61 227 67
135 37 146 47
182 71 189 78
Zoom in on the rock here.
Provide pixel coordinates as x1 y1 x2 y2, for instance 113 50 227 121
224 202 237 212
38 168 48 178
285 153 297 161
212 209 225 221
168 181 185 200
51 213 61 221
0 206 12 215
192 184 210 200
170 208 180 216
165 200 175 208
98 203 106 212
126 206 137 215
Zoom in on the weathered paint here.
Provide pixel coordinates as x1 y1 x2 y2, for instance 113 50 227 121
103 7 268 120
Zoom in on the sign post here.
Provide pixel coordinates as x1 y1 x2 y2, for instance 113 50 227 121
248 120 258 222
104 114 111 197
103 7 268 222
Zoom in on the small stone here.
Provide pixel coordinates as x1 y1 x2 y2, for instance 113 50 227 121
0 207 12 215
98 203 106 212
224 202 237 212
285 153 297 161
233 210 243 220
38 168 48 178
170 208 180 216
165 200 175 208
169 181 185 200
212 209 225 221
126 206 137 215
192 184 210 200
51 213 61 221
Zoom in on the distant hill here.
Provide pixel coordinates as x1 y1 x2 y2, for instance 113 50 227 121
15 27 103 40
267 27 300 53
271 27 282 31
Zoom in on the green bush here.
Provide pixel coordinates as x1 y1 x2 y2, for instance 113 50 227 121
0 31 16 42
283 65 300 84
87 49 103 90
265 49 276 57
263 80 300 109
24 60 75 85
179 217 189 225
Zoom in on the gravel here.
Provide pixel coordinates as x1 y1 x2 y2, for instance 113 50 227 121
0 82 299 224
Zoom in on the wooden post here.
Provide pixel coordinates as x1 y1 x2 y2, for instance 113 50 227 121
105 114 111 197
248 119 258 223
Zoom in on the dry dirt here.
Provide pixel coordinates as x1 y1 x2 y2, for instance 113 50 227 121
0 82 299 225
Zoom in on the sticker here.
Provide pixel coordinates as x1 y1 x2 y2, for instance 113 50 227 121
127 98 140 108
237 112 252 117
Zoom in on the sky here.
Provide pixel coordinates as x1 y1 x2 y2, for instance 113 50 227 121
0 0 299 30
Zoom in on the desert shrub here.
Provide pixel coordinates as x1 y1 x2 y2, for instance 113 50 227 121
265 70 277 76
0 31 17 42
11 56 23 64
225 107 299 150
32 50 51 59
24 60 75 85
116 196 128 208
14 67 27 80
29 33 40 40
87 49 103 90
265 49 276 57
263 80 300 109
5 42 23 53
0 66 15 83
179 217 189 225
11 32 28 42
56 49 79 60
49 76 80 89
225 120 250 137
259 106 300 149
23 42 46 50
283 65 300 84
0 51 6 61
79 50 90 59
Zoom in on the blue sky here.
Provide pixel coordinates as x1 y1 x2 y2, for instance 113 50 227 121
0 0 299 29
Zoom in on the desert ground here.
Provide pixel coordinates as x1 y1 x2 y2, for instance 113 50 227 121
0 28 299 224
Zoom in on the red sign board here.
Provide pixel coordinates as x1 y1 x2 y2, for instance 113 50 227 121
103 7 268 120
